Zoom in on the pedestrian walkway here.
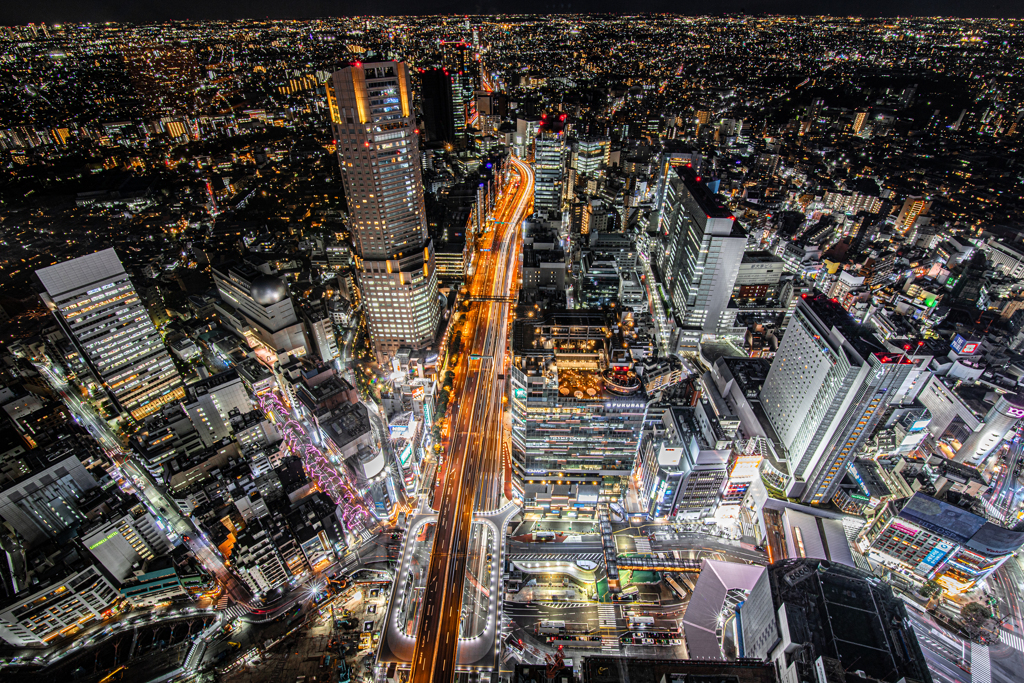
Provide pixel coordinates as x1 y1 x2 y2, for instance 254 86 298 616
508 552 603 563
1001 628 1024 652
598 604 617 629
634 537 652 554
600 633 620 653
971 642 991 683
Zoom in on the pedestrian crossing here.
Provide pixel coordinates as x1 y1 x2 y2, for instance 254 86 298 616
598 604 617 629
224 603 248 619
1001 628 1024 652
635 537 652 554
508 553 603 563
519 602 595 610
601 634 620 653
971 642 991 683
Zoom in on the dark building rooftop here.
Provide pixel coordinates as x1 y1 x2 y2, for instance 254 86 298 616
766 559 932 683
582 656 776 683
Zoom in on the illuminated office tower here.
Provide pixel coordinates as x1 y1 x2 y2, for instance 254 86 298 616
35 249 185 422
760 295 921 505
534 128 565 215
657 165 745 344
852 110 869 133
573 137 610 176
327 60 441 362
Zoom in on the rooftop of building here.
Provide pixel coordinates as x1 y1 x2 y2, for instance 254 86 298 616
582 656 776 683
766 559 931 683
186 368 240 399
674 164 735 220
319 401 372 450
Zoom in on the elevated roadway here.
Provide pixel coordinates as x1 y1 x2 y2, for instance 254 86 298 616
405 155 533 682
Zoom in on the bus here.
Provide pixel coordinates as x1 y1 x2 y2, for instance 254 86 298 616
537 620 565 635
629 616 655 629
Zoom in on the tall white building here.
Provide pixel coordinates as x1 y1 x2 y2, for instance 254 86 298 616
954 392 1024 464
327 60 441 362
534 128 566 215
657 165 746 345
761 295 923 505
34 248 184 422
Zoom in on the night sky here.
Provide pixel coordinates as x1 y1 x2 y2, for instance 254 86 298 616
0 1 1020 26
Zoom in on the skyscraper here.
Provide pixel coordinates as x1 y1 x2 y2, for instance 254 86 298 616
534 127 565 216
657 165 746 346
419 69 455 145
327 60 441 362
760 295 921 505
894 195 931 234
35 249 185 422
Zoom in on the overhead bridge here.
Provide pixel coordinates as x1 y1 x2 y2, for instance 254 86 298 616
466 295 515 302
616 555 702 572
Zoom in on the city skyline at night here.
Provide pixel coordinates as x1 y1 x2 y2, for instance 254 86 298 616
0 12 1022 683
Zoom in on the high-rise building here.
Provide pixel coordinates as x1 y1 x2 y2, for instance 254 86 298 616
302 301 341 364
80 504 173 581
35 249 185 422
534 127 566 216
657 165 746 345
0 453 98 547
953 391 1024 463
894 195 931 234
510 311 647 507
852 110 869 133
419 69 455 145
760 295 923 505
573 137 610 176
327 60 441 362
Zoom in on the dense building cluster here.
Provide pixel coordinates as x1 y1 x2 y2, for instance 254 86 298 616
0 13 1022 683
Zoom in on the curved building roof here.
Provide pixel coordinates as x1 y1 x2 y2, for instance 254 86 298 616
250 274 289 306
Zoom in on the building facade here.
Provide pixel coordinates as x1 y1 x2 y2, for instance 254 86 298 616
761 296 923 505
534 129 565 215
328 60 441 362
34 249 185 422
657 165 746 345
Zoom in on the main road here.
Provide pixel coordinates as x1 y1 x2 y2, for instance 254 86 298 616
410 154 533 683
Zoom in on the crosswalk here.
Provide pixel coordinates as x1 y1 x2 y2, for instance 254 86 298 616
1000 628 1024 652
598 604 617 629
971 642 991 683
634 537 652 554
508 553 604 563
223 603 248 619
